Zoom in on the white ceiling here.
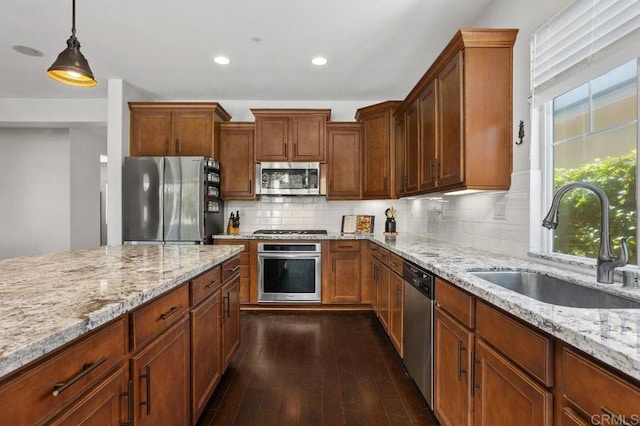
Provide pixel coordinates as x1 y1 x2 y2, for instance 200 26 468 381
1 0 492 101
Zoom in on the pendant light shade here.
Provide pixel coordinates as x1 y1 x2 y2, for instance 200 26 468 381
47 0 96 87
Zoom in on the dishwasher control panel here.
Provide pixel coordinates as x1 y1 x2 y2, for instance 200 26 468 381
403 261 435 298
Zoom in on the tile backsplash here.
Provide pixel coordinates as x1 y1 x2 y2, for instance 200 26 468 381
226 176 530 259
225 197 425 234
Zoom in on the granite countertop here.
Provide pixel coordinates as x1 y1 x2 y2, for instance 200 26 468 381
368 234 640 382
215 231 640 381
0 244 243 379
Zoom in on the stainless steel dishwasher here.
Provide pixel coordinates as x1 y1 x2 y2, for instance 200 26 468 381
402 260 435 408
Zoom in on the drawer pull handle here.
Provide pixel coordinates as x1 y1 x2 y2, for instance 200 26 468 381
228 265 241 273
140 366 152 415
206 279 221 289
337 244 352 248
159 304 183 320
457 340 467 381
601 407 633 426
52 356 107 396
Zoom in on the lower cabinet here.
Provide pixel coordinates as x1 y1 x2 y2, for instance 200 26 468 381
48 365 130 425
131 316 191 426
435 277 553 426
473 338 552 426
191 291 222 421
328 241 362 303
222 274 241 369
388 266 404 356
560 346 640 425
434 306 474 426
376 260 390 331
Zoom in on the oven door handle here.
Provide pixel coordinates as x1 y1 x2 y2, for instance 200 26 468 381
258 253 321 259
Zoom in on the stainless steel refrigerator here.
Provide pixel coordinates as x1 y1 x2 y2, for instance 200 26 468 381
123 156 224 244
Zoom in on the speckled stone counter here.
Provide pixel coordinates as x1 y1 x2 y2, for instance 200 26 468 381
0 244 243 379
215 232 640 381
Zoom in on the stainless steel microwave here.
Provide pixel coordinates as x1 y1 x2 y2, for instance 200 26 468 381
257 162 320 195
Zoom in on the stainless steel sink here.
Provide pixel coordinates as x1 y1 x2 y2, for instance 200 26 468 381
470 271 640 309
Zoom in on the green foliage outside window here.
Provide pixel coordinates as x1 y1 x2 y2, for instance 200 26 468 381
553 150 637 264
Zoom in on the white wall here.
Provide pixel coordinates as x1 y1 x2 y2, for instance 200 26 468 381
0 129 71 259
70 127 108 250
218 100 380 122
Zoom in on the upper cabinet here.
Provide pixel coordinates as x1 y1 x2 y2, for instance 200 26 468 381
129 102 231 158
394 28 518 195
252 109 331 162
356 101 402 200
219 122 256 200
326 122 362 200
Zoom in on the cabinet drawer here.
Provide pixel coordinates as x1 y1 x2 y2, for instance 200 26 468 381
563 347 640 420
370 244 390 266
0 318 127 425
222 256 241 282
131 284 189 350
191 265 222 306
389 253 403 276
476 301 553 386
330 240 361 252
435 278 474 328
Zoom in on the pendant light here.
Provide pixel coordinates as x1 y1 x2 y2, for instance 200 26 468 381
47 0 97 87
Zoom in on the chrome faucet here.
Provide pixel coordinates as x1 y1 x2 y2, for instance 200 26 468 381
542 182 629 284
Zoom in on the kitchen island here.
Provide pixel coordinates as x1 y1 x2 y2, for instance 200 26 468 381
0 244 242 379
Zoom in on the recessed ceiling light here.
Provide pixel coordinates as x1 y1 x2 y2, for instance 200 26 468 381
251 37 262 42
312 57 328 66
214 56 230 65
13 45 44 57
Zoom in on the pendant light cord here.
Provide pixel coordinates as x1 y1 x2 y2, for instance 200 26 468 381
71 0 76 38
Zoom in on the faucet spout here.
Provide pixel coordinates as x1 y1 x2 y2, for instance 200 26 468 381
542 182 628 284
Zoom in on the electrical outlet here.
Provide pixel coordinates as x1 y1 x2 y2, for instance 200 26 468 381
494 202 506 220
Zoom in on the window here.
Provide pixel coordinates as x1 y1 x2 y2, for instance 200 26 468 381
532 0 640 265
550 60 638 264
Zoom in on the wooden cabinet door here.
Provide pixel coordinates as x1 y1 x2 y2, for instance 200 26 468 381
255 116 289 161
220 123 256 200
173 110 214 157
222 275 241 369
48 366 129 426
132 316 190 426
389 272 403 356
438 52 464 188
329 251 361 303
291 115 326 161
434 307 474 426
361 110 392 199
419 81 438 191
191 292 222 422
377 263 390 331
474 338 553 426
404 101 420 194
394 113 406 196
371 258 379 314
327 123 361 199
130 110 171 156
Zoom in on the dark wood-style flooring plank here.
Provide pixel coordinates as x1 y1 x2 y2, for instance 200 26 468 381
197 311 436 426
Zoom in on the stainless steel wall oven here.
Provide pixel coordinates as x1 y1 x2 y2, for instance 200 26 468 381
257 243 322 303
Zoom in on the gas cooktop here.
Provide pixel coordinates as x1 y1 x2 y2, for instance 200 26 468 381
253 229 328 235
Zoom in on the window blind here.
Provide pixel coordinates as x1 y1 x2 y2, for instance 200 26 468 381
532 0 640 93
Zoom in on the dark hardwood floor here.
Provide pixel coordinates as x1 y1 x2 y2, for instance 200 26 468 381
197 310 437 425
